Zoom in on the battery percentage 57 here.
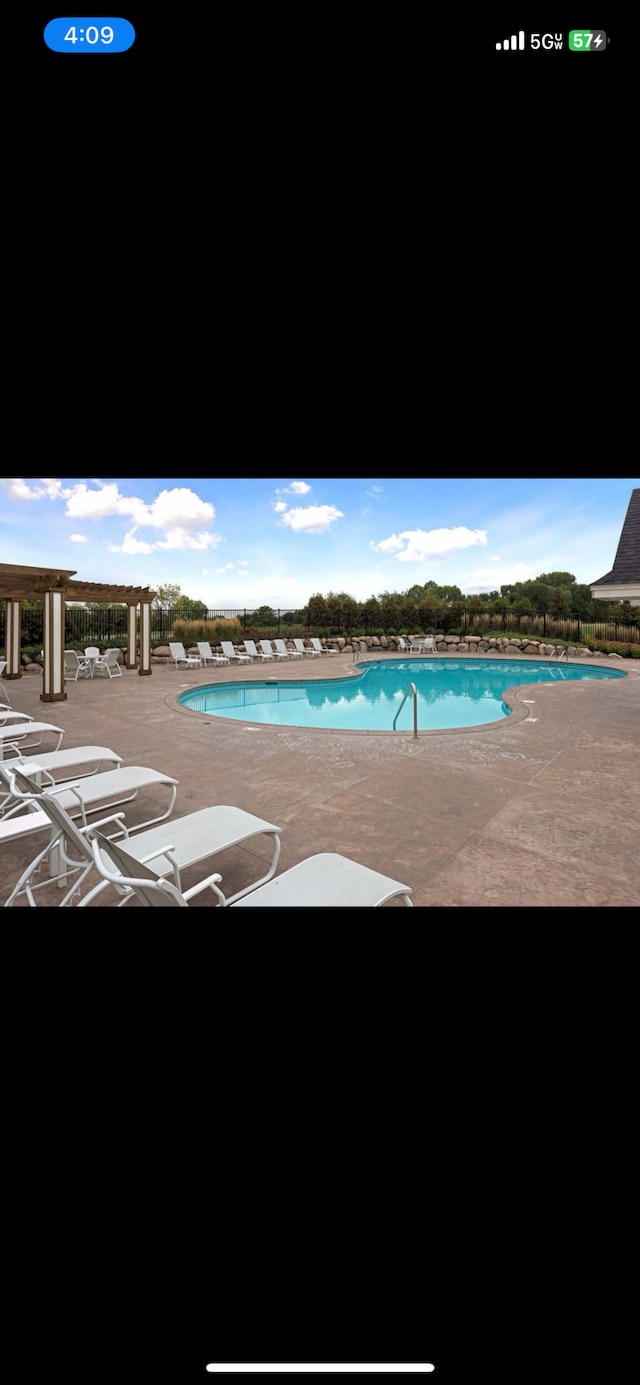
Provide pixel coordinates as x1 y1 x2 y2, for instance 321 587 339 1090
568 31 607 50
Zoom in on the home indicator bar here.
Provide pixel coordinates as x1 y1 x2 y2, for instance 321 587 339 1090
205 1369 436 1376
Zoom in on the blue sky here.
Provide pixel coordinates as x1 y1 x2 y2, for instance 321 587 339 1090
1 477 638 608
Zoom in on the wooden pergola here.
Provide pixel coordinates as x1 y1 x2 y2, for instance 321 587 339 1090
0 563 157 702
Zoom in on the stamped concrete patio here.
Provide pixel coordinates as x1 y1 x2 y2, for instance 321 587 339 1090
1 648 638 907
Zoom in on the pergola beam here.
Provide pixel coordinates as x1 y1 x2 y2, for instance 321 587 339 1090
0 564 157 697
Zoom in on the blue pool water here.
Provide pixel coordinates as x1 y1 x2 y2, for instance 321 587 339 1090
178 658 625 732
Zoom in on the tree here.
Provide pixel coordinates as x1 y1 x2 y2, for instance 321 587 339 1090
252 605 277 625
537 571 576 588
153 583 182 610
306 594 328 627
174 594 207 617
153 584 206 616
550 586 571 617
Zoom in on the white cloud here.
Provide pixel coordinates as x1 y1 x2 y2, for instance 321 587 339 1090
1 477 74 503
274 480 312 497
465 561 536 591
65 482 143 521
372 526 488 562
273 500 288 513
108 528 156 556
64 483 216 533
280 504 344 534
155 529 219 552
69 533 88 544
366 486 383 498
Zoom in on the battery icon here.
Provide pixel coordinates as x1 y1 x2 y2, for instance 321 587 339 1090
568 30 607 50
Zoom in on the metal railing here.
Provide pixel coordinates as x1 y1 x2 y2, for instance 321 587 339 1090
393 682 418 737
2 602 639 651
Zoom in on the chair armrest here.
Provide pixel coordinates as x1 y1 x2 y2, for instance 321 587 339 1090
183 872 225 905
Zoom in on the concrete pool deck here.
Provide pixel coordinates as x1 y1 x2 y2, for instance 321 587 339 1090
1 648 638 907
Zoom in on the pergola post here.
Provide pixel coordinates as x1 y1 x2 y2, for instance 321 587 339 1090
4 600 22 680
138 599 152 675
0 566 156 682
41 587 66 702
126 604 138 670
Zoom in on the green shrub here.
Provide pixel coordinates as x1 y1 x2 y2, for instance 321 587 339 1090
583 638 635 658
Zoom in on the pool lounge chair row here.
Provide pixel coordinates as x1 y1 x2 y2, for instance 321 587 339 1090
1 746 413 909
170 639 338 667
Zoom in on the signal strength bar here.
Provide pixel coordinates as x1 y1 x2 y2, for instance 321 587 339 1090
496 32 525 50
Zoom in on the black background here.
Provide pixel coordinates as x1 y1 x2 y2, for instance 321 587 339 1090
24 9 628 459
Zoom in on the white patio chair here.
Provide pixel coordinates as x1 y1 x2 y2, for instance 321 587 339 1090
65 650 91 681
84 843 413 909
396 637 412 654
0 660 7 699
92 649 123 678
274 639 303 659
220 641 252 664
243 639 273 662
196 641 229 667
169 642 201 670
3 767 282 909
421 637 437 654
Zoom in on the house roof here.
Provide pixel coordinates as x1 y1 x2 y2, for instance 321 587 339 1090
590 488 640 587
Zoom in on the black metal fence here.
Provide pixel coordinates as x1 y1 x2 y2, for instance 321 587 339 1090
2 605 639 649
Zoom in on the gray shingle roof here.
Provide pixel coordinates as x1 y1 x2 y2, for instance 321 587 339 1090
591 488 640 585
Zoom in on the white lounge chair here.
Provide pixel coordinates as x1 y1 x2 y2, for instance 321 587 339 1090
421 637 437 654
309 638 338 655
0 660 7 699
0 801 56 858
293 639 321 658
82 844 414 909
3 770 282 909
274 639 302 660
243 639 273 662
396 637 412 653
0 745 123 813
259 639 288 660
169 642 201 670
0 758 178 834
1 707 35 725
9 745 122 779
91 649 123 678
220 641 252 664
0 720 65 758
196 642 229 667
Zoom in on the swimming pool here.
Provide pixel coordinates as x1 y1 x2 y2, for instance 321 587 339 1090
178 658 625 732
